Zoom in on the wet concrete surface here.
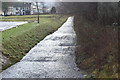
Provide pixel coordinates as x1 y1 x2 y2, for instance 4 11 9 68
0 21 28 31
1 17 83 78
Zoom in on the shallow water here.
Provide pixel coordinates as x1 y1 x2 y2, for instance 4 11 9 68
1 17 83 78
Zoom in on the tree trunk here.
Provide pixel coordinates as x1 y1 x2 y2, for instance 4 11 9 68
36 2 39 23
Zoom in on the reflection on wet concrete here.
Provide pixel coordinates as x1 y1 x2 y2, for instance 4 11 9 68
0 21 28 31
1 17 83 78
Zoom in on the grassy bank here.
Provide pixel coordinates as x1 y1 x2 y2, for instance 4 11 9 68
2 14 68 70
74 15 118 78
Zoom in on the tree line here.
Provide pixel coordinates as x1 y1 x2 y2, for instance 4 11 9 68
56 2 119 26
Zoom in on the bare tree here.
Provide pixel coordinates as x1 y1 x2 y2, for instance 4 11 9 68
36 2 39 23
2 2 10 15
34 2 45 23
56 2 119 25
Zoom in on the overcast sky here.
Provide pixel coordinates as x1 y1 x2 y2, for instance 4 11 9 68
0 0 55 2
0 0 119 2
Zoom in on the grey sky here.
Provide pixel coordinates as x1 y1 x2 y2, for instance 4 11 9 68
0 0 119 2
0 0 55 2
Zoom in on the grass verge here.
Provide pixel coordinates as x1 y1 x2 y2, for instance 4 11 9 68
1 14 59 22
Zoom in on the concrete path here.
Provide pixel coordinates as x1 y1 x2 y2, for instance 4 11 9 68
1 17 83 78
0 21 28 31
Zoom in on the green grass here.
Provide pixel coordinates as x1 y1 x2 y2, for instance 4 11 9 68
0 14 59 22
2 14 68 70
3 18 54 41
